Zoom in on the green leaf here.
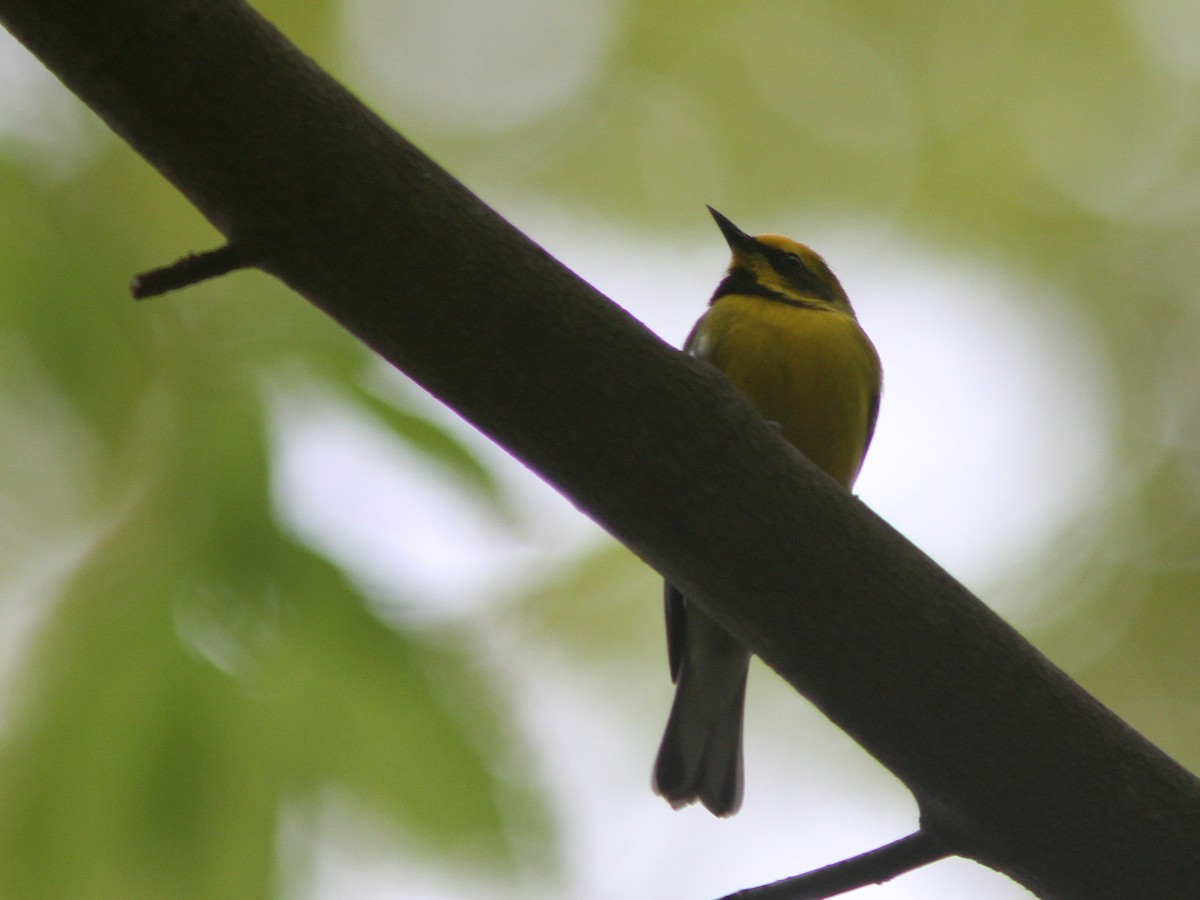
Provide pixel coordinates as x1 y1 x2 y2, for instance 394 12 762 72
513 541 661 663
350 382 506 512
261 541 546 866
0 503 281 900
0 486 549 899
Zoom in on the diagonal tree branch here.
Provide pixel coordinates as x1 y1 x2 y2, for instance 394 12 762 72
3 1 1199 897
721 830 950 899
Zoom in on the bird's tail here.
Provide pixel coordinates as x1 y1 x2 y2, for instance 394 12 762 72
652 612 750 818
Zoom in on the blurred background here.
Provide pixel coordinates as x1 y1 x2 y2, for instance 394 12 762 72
2 0 1199 897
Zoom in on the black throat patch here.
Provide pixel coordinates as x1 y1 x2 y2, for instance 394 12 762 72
710 269 824 310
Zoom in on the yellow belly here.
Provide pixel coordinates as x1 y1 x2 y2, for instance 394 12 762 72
689 295 881 489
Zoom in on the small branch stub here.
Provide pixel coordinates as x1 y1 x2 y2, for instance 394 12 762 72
719 830 951 900
131 243 254 298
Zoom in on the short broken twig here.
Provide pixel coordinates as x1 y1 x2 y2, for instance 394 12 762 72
131 243 255 298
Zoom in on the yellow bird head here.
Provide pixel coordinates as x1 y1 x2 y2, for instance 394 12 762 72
708 206 854 315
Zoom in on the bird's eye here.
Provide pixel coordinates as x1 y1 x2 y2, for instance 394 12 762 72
783 253 805 269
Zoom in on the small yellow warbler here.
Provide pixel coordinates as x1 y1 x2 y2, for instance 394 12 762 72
652 208 882 817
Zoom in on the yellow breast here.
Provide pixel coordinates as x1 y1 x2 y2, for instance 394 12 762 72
689 294 881 489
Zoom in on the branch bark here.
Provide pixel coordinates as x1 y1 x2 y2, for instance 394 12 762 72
3 1 1199 897
721 830 950 899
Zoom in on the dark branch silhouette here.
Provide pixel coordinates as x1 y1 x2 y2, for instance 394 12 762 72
720 830 950 900
2 2 1199 897
131 243 255 298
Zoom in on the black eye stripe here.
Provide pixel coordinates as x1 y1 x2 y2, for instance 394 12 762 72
758 242 837 302
760 243 807 274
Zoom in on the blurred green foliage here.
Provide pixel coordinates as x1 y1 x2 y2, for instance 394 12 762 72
3 0 1200 897
0 5 540 894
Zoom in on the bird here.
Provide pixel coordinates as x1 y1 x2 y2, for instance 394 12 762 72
652 207 883 817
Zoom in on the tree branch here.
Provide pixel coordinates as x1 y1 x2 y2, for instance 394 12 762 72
3 2 1199 897
130 243 255 298
720 830 951 900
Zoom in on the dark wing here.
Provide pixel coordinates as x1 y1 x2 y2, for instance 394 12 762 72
664 580 687 683
861 382 881 461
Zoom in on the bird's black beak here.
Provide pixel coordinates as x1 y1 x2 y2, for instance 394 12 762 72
707 206 757 254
